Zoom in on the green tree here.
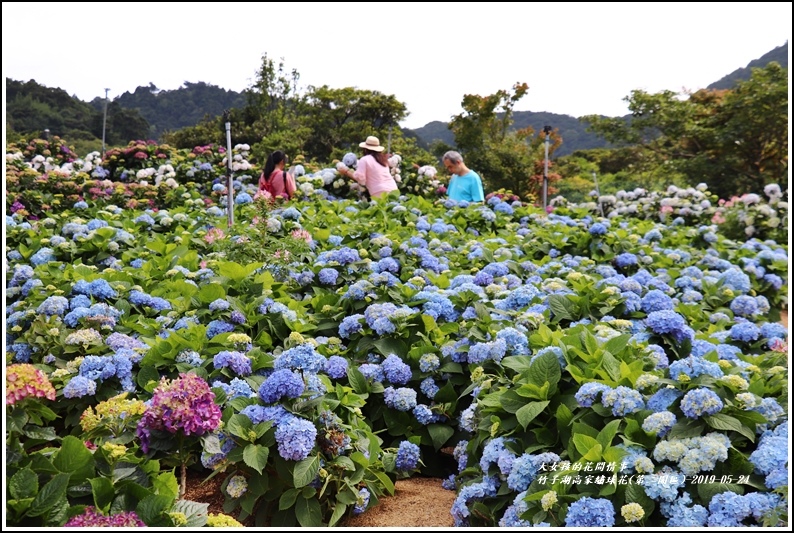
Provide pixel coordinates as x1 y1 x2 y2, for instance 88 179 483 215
448 82 562 200
299 85 408 162
582 62 788 198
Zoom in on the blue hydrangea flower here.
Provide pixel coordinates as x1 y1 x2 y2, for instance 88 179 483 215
680 388 723 419
324 356 348 379
258 369 305 403
275 415 317 461
565 497 615 527
63 375 97 398
381 354 412 385
213 350 252 376
642 411 677 437
729 321 761 343
383 386 417 411
575 382 610 408
396 441 421 471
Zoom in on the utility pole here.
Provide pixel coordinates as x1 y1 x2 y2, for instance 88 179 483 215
101 88 110 158
224 110 234 228
542 125 552 213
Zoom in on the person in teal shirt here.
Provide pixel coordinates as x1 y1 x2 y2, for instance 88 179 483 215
442 150 485 202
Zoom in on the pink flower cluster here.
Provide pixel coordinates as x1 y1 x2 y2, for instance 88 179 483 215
6 364 56 405
136 373 221 453
203 227 225 244
64 506 145 527
291 228 312 243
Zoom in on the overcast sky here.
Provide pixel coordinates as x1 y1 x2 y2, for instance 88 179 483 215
2 2 791 130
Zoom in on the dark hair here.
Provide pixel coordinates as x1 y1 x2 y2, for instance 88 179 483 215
263 150 287 180
364 148 388 167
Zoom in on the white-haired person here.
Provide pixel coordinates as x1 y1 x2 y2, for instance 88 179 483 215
340 136 398 199
442 150 484 202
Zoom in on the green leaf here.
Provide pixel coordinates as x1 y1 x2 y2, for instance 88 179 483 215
28 472 70 517
373 337 409 358
21 426 58 441
332 455 356 472
135 494 173 526
170 499 210 528
374 471 395 495
527 350 561 391
596 419 621 450
427 423 455 450
697 483 744 504
89 477 115 513
243 444 269 475
294 495 323 527
572 434 600 457
668 417 705 440
516 401 550 429
500 355 534 374
347 366 369 394
548 294 576 321
293 455 320 488
705 413 755 442
556 403 574 428
604 334 631 356
600 350 621 382
53 435 93 475
227 414 254 440
499 390 528 414
279 488 300 510
136 364 162 389
9 468 38 500
329 502 348 527
152 472 179 501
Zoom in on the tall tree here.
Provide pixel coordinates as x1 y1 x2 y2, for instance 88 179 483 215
299 85 408 162
448 83 562 200
582 62 788 198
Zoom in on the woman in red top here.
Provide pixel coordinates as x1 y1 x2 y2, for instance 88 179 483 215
258 150 297 200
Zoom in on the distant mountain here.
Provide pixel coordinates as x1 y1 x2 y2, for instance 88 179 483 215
408 112 614 158
707 42 788 90
93 81 247 139
407 41 789 157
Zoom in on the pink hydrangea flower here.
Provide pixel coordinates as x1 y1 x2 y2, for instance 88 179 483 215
64 506 145 527
6 364 56 405
136 373 221 453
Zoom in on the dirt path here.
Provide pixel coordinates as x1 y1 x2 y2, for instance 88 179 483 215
342 477 455 527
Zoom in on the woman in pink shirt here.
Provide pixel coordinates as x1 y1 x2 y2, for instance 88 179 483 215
258 150 296 200
342 136 398 199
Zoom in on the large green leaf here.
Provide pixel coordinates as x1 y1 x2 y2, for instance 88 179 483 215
9 468 38 500
28 473 70 517
697 483 744 504
293 456 320 488
526 350 561 390
427 423 455 450
705 413 755 441
596 419 621 450
227 414 254 440
53 435 94 479
135 494 173 526
516 401 550 429
572 434 600 458
89 477 115 513
295 495 323 527
243 444 270 475
548 294 576 321
347 366 369 395
170 499 210 528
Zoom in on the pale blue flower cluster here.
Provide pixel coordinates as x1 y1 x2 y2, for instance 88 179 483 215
641 466 686 501
575 382 610 408
601 385 645 416
324 356 348 379
383 386 417 411
450 475 499 526
275 415 316 461
749 422 787 489
496 327 529 356
274 343 326 373
208 298 230 311
642 411 677 437
213 350 252 376
652 432 730 475
707 490 782 526
128 289 171 311
352 487 370 515
206 319 235 338
71 278 118 300
564 496 615 527
660 493 708 527
729 321 761 342
668 355 723 381
680 388 723 419
381 354 412 385
467 338 507 364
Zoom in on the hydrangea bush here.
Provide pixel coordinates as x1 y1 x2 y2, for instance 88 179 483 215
5 141 789 527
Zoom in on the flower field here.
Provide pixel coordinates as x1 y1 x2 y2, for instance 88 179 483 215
4 138 789 527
